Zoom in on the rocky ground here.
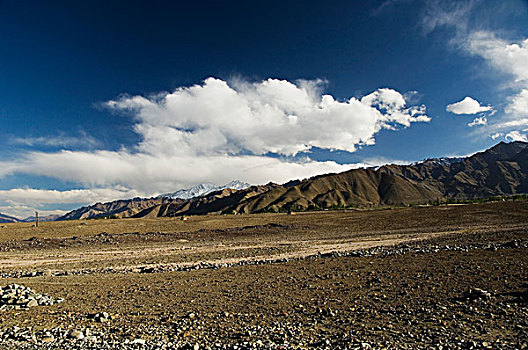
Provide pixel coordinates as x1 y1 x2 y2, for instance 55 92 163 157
0 201 526 349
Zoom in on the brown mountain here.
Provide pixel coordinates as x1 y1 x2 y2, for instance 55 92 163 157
58 197 176 220
58 141 528 220
133 183 278 218
228 141 528 213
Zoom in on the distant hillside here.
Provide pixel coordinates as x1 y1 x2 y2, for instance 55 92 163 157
0 213 20 223
228 141 528 213
58 197 175 220
135 183 278 218
58 141 528 220
22 214 62 222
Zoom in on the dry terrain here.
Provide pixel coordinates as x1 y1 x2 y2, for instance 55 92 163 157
0 201 526 349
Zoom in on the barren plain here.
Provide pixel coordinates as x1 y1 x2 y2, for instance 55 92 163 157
0 201 526 349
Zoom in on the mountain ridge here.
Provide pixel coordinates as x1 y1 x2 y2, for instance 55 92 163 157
56 141 528 220
157 180 251 200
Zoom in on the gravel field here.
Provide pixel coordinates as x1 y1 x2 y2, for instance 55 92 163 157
0 201 526 349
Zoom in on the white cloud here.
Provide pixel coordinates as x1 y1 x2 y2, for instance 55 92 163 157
467 33 528 85
0 77 430 217
0 188 142 205
468 116 487 127
446 96 493 115
498 118 528 128
421 2 528 137
106 78 429 156
490 132 503 140
505 130 527 142
464 33 528 129
421 0 476 36
0 205 67 220
10 131 99 148
0 151 354 194
505 89 528 117
0 188 142 219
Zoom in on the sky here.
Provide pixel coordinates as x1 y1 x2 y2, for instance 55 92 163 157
0 0 527 218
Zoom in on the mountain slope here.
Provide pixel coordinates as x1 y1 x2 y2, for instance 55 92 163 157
57 141 528 219
226 141 528 213
135 184 278 218
58 197 176 220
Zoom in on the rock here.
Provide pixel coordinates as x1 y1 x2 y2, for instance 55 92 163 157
41 336 55 343
131 338 146 345
68 330 84 340
26 299 38 307
0 284 63 311
89 311 110 322
464 288 492 300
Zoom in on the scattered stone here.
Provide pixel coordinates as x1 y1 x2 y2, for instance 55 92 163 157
464 288 492 301
68 330 84 340
41 335 55 343
26 299 38 308
88 312 110 322
0 284 63 311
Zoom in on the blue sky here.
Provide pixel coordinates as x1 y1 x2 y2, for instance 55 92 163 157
0 0 527 218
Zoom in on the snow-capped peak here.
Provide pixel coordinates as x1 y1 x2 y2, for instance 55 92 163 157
158 181 251 200
413 157 463 167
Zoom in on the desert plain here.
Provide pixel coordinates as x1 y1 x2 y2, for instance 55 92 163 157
0 201 526 349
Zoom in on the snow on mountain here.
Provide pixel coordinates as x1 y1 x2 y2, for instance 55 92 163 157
413 157 464 167
158 181 251 200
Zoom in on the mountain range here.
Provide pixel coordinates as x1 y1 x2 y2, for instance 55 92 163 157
0 213 20 224
2 141 527 221
0 213 61 223
157 180 251 199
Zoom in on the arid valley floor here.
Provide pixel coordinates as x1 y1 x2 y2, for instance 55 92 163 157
0 201 526 349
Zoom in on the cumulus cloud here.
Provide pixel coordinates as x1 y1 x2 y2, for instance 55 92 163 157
505 130 527 142
106 78 429 156
446 96 493 115
0 77 430 217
